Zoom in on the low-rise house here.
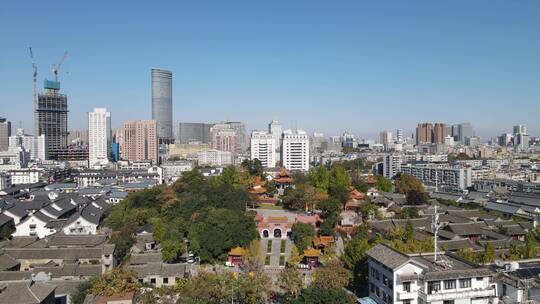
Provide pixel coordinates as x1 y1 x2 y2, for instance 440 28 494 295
0 280 57 304
366 243 497 304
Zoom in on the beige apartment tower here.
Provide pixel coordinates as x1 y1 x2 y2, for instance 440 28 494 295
121 120 158 164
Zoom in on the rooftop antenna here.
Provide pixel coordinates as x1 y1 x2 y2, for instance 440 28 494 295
432 205 440 263
52 51 68 81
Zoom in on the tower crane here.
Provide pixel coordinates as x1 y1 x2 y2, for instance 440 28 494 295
29 47 38 105
52 51 68 81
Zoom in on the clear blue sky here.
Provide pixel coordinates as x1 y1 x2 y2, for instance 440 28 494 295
1 1 539 139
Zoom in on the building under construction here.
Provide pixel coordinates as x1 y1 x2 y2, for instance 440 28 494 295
35 79 68 156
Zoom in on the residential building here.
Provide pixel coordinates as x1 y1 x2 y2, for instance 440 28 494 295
35 80 68 155
9 169 41 184
366 244 496 304
416 123 433 145
224 121 247 152
197 149 232 167
151 68 173 144
9 128 48 160
379 131 393 145
168 143 211 159
281 129 310 171
177 122 213 144
250 131 276 168
210 123 237 154
88 108 112 167
122 120 158 165
0 147 28 172
383 153 402 179
396 129 403 143
0 172 11 189
68 129 88 145
433 123 447 144
400 163 472 192
0 117 11 151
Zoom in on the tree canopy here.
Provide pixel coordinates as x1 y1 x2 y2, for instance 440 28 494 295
290 223 315 252
395 174 424 194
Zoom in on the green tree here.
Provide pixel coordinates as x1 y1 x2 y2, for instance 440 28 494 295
288 244 303 267
328 165 351 204
287 287 354 304
405 220 414 241
317 198 342 219
375 175 392 192
341 237 371 295
311 260 351 290
395 174 424 194
278 267 304 300
290 223 315 252
70 279 96 304
525 231 537 258
282 184 326 211
89 268 140 296
241 159 265 177
406 190 428 205
482 243 495 264
309 166 330 192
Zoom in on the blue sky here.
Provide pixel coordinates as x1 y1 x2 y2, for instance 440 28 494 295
1 1 539 139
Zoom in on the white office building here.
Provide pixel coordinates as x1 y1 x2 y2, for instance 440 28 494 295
197 149 232 167
380 131 393 145
9 128 47 161
366 244 497 304
400 163 472 192
383 153 402 179
250 131 276 168
281 129 309 171
88 108 111 167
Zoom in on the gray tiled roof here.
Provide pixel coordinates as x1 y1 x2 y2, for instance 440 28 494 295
0 281 56 304
366 244 410 269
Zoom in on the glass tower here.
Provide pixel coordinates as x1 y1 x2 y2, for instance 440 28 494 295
151 68 173 144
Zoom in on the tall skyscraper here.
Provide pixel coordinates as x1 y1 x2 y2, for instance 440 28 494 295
513 125 527 135
178 122 214 144
456 123 473 143
35 80 68 154
250 131 276 168
122 120 158 164
268 120 283 150
281 129 310 171
415 123 433 145
88 108 111 166
151 68 173 144
433 123 447 144
0 117 11 151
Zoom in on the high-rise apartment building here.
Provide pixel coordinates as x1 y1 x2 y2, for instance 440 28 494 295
224 121 246 153
433 123 447 144
151 68 173 144
250 131 276 168
0 117 11 151
35 80 68 154
210 123 238 154
379 130 393 145
395 129 403 143
122 120 158 164
178 122 214 144
281 129 310 171
383 153 402 179
415 123 433 145
9 128 48 160
88 108 111 166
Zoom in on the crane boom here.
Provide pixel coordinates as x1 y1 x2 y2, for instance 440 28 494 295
52 51 68 81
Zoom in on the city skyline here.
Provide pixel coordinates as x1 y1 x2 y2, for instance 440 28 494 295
1 1 539 138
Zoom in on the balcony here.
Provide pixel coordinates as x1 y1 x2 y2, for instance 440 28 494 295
418 287 496 302
397 291 416 300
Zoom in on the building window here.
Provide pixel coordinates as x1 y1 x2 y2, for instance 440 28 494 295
476 277 483 281
150 278 156 285
459 278 471 288
163 277 169 284
443 301 454 304
444 280 456 289
403 282 411 292
403 300 411 304
428 281 440 294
